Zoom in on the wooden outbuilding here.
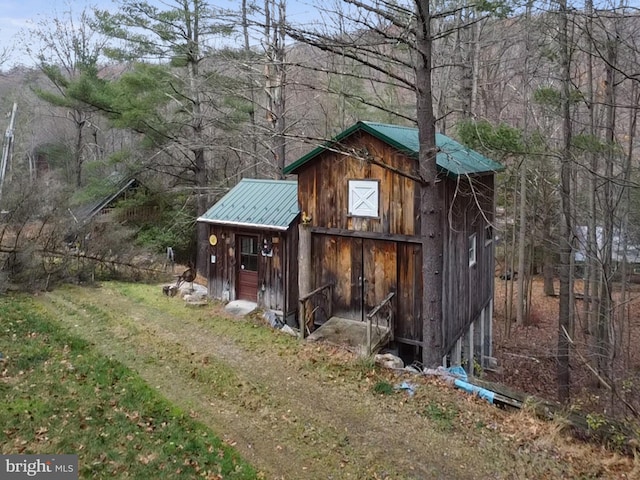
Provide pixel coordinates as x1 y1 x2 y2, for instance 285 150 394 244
70 176 142 225
197 178 299 321
284 121 504 368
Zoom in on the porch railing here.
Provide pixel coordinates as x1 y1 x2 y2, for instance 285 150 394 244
366 292 395 355
298 283 333 340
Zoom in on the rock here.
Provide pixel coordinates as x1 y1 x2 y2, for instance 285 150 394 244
374 353 404 369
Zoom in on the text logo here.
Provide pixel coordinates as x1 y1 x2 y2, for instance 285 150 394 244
0 455 78 479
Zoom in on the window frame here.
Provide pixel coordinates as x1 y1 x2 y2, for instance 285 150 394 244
239 236 259 272
347 179 380 218
469 233 477 267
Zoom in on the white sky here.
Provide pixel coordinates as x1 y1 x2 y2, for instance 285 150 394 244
0 0 319 69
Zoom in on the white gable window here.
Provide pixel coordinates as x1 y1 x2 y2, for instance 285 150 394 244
348 180 379 217
469 233 477 267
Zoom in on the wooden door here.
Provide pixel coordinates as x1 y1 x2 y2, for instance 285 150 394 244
312 235 396 321
237 235 259 302
362 239 397 320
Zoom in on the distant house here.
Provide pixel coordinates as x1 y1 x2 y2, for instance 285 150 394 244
70 176 143 226
66 175 148 248
574 226 640 276
197 179 300 320
283 121 504 369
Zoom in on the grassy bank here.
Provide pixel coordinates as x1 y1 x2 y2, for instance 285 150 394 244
0 295 258 480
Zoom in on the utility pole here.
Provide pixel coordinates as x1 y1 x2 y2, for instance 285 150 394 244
0 102 18 204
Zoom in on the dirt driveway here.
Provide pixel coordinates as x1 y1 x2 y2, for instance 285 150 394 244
35 282 634 480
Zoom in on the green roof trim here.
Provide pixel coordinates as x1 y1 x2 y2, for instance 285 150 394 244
284 121 505 177
197 178 299 230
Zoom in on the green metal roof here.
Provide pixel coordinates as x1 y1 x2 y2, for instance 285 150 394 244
284 121 505 176
197 178 299 230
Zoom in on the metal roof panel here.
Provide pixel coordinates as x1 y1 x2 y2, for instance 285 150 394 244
284 121 504 176
197 178 299 229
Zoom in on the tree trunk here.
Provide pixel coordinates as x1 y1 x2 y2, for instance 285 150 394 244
186 1 209 277
264 0 287 178
542 214 555 296
584 0 599 340
516 161 527 325
74 112 85 188
470 13 481 115
415 0 442 367
622 84 639 368
557 0 572 404
242 0 259 178
596 39 617 380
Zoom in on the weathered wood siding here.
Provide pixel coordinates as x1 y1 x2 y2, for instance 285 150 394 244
284 224 300 315
206 224 298 315
297 132 420 235
296 132 424 345
310 235 401 322
441 174 495 353
207 225 236 301
295 130 496 355
396 242 422 344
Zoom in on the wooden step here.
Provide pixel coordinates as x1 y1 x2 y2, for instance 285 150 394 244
306 316 391 354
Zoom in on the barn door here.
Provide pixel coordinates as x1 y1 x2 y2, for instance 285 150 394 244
237 235 259 302
313 235 396 322
361 239 397 321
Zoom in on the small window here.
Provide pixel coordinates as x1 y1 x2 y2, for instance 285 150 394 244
348 180 379 217
240 236 259 272
485 225 493 246
469 233 477 267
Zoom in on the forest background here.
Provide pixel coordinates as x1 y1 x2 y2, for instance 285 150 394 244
1 0 640 437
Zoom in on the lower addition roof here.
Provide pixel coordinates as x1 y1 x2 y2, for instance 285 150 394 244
197 178 299 231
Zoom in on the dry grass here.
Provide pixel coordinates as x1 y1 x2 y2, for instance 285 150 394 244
17 281 639 478
492 276 640 427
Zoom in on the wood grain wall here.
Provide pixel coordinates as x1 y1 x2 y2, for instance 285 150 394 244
441 174 495 352
205 224 298 316
297 132 420 236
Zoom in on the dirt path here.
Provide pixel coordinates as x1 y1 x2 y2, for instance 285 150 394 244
34 283 632 480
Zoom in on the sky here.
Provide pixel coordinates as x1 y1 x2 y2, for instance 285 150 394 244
0 0 319 69
1 1 108 66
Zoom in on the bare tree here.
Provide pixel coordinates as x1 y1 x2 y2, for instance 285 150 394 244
557 0 574 404
24 7 109 187
414 0 442 366
264 0 288 177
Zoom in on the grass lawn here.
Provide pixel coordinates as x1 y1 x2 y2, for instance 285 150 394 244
0 295 259 480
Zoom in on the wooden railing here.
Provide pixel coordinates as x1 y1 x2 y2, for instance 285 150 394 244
366 292 395 355
298 283 332 340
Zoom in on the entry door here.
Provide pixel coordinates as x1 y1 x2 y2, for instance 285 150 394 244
313 235 396 321
361 239 397 321
237 235 259 302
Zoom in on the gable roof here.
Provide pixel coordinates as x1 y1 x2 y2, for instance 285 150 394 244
71 176 139 225
284 121 505 177
197 178 299 231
